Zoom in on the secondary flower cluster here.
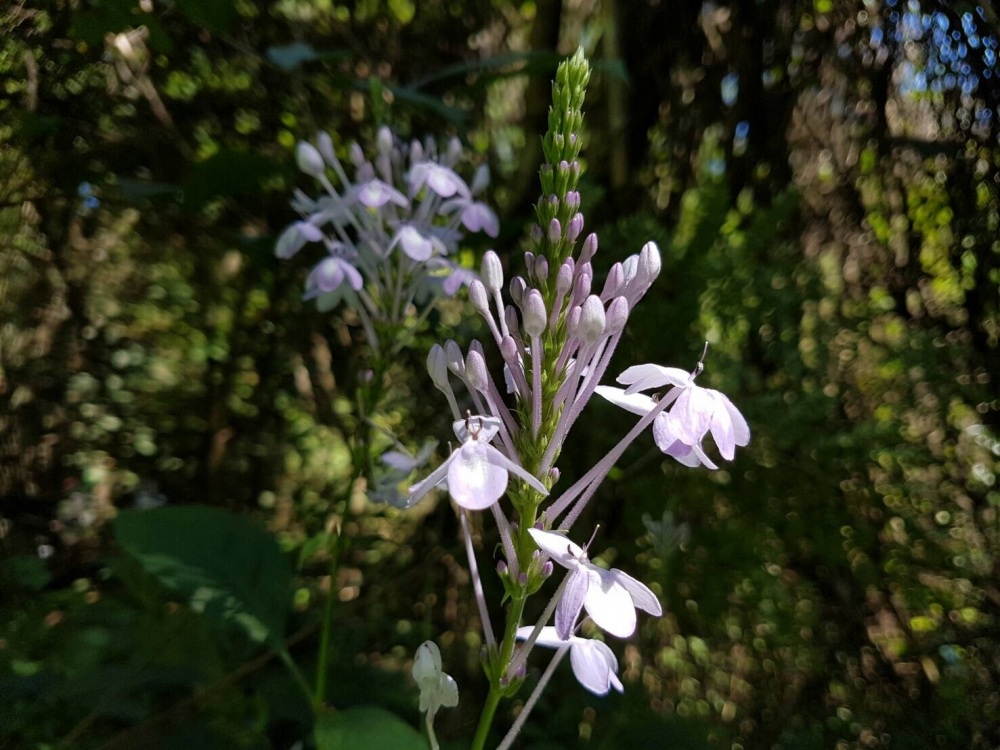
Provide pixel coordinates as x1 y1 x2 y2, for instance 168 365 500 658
275 127 497 320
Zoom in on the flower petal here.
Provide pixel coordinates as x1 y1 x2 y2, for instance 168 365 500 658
610 568 662 616
452 415 502 444
396 225 435 261
556 567 589 640
569 639 623 695
528 528 585 567
407 457 452 506
483 445 549 498
719 392 750 446
517 625 575 649
594 385 657 417
668 387 714 446
447 442 508 510
616 364 690 394
583 566 637 638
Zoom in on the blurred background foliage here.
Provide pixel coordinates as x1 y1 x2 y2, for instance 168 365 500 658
1 0 999 748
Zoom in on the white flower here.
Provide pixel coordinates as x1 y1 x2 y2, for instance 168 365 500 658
516 626 624 696
528 528 661 639
596 363 750 468
412 641 458 721
407 416 548 511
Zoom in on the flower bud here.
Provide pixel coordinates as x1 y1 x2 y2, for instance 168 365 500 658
509 276 526 306
481 250 503 293
639 241 662 284
471 164 491 195
522 290 547 338
580 295 606 345
566 305 582 339
497 560 508 576
349 142 365 167
626 255 642 284
548 218 562 244
523 251 535 278
566 213 584 243
500 335 519 364
601 263 624 299
534 256 549 284
445 339 466 377
296 142 326 177
572 273 591 306
556 260 574 297
530 224 543 243
446 136 462 165
606 296 630 334
427 344 449 388
465 349 489 392
377 126 393 155
541 560 554 578
469 279 491 317
579 232 598 265
565 190 581 209
317 131 336 166
410 140 424 163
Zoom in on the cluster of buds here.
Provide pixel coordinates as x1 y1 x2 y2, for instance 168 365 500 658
276 127 498 349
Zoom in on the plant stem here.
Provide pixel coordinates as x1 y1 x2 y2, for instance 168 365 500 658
314 352 386 707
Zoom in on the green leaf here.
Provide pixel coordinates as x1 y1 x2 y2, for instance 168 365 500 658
114 506 291 645
314 706 428 750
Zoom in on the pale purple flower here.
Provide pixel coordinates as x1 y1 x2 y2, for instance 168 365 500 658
516 626 624 695
442 197 500 237
303 255 363 299
408 416 547 511
409 162 470 199
595 363 749 467
528 528 661 639
354 179 409 209
392 225 443 262
275 221 323 259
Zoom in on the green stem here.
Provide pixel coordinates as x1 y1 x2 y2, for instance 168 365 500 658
314 533 342 707
470 500 540 750
313 354 387 708
277 646 317 711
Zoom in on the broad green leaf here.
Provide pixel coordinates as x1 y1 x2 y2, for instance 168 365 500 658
115 506 291 645
314 706 428 750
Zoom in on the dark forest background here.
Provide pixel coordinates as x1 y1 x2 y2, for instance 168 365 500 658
2 0 999 748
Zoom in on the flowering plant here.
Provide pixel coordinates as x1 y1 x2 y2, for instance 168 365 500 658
403 50 750 749
277 125 497 353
